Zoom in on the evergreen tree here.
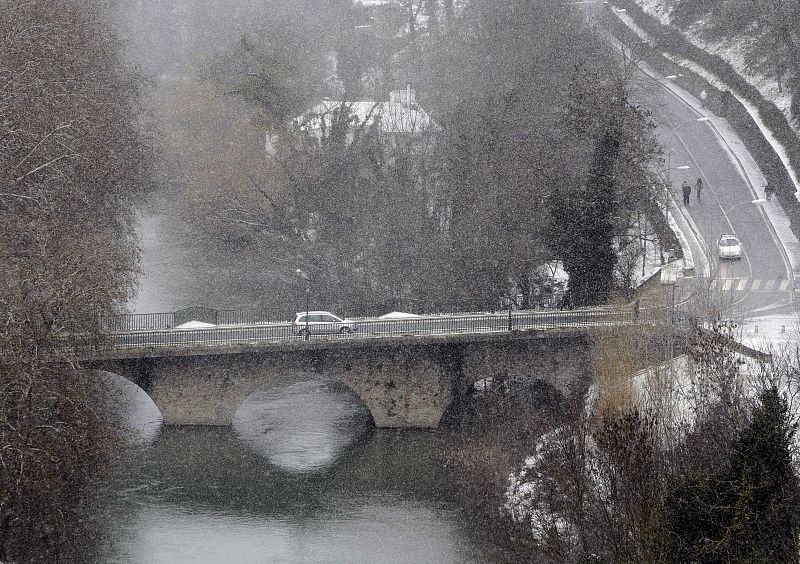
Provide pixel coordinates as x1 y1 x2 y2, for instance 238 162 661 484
548 69 663 307
664 387 800 562
551 126 621 306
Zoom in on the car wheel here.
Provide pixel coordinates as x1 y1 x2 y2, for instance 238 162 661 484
339 327 352 335
298 328 310 338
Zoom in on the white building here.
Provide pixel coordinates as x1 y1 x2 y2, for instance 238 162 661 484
294 87 439 148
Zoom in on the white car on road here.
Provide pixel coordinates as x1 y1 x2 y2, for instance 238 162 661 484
292 311 355 337
717 233 742 260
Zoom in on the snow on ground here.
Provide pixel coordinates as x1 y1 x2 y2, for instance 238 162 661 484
616 216 667 289
686 24 794 118
505 343 800 540
667 206 695 272
739 313 800 353
635 0 671 24
636 0 795 119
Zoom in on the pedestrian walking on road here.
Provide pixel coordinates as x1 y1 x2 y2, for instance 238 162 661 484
695 178 703 202
765 182 775 201
681 181 691 205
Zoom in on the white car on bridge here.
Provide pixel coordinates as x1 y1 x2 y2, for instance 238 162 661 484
292 311 355 337
717 233 742 260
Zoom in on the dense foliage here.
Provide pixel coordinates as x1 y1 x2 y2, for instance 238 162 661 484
181 0 665 311
0 0 149 558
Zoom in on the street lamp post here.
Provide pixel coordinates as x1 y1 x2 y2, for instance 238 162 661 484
660 259 681 358
664 116 710 173
724 198 767 216
710 198 767 244
305 286 310 340
295 269 311 341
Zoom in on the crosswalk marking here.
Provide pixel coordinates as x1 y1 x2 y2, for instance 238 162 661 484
705 278 791 293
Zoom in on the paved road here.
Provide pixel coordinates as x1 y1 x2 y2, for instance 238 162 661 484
640 71 793 318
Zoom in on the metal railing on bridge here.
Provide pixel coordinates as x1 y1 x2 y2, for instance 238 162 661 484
102 294 574 333
87 306 676 352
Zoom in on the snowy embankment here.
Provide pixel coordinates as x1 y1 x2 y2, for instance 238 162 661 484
505 343 800 542
623 0 800 199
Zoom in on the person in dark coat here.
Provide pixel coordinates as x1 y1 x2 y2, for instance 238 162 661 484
765 182 775 201
695 178 703 202
681 181 691 205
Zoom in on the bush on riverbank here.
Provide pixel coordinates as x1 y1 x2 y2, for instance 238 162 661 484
445 377 573 563
450 327 800 562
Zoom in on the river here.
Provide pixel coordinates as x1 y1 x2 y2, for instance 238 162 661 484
93 212 491 562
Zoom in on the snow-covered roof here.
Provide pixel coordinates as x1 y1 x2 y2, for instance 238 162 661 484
297 96 438 136
354 0 395 6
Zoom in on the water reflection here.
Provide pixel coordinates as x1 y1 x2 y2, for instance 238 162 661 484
96 372 485 563
95 370 163 444
103 427 481 563
232 377 372 473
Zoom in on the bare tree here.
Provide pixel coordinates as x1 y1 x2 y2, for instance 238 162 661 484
0 0 151 558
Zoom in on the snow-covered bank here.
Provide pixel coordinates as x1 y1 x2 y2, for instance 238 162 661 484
635 0 795 121
621 0 800 200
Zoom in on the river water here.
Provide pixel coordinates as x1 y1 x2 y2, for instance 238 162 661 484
95 213 490 562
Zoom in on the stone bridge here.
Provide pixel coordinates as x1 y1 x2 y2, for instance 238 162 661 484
89 329 597 428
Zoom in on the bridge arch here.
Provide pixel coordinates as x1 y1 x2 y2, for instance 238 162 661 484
82 369 164 441
89 330 593 428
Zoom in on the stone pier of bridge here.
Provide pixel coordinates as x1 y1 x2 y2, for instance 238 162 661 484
91 330 592 428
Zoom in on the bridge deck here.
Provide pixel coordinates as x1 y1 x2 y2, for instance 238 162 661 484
81 307 677 360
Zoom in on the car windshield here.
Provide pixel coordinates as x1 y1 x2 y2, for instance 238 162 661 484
720 238 739 247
